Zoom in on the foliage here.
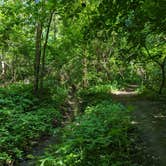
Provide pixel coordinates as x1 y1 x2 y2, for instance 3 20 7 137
0 0 165 94
78 84 116 111
0 85 62 165
39 101 137 166
79 83 119 94
51 86 69 108
0 83 37 111
0 0 165 165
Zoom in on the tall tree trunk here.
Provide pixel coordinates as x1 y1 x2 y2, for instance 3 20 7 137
82 51 88 88
11 55 17 83
159 58 166 94
34 22 42 95
1 61 5 76
102 48 112 81
40 11 54 91
0 51 7 82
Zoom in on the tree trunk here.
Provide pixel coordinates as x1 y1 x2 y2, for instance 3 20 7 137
82 53 88 88
40 11 54 91
0 52 7 82
159 58 166 94
11 55 17 83
1 61 5 76
34 22 42 96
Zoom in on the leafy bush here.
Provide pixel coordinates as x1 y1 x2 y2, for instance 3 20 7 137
0 107 62 165
39 101 135 166
0 83 38 111
0 84 63 165
78 84 114 111
51 86 68 108
78 83 118 95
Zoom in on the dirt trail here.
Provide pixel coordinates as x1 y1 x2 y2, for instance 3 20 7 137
112 87 166 166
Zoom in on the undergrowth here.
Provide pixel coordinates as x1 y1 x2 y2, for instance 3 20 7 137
39 101 138 166
0 84 63 165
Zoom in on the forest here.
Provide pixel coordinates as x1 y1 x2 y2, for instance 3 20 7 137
0 0 166 166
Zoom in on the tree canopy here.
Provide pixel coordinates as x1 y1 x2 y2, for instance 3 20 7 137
0 1 166 165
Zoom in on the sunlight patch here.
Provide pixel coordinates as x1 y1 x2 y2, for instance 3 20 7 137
153 113 166 118
112 90 137 95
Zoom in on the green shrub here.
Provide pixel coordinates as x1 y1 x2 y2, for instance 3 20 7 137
40 101 135 166
0 83 38 111
51 86 68 108
78 84 114 111
0 84 63 165
0 107 62 165
78 83 118 96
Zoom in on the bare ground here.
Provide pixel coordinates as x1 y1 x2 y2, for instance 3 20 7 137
112 88 166 166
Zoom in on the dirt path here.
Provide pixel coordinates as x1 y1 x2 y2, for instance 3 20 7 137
112 88 166 166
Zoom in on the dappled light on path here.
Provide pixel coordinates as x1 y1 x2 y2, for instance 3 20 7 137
112 90 137 96
112 88 166 166
153 113 166 119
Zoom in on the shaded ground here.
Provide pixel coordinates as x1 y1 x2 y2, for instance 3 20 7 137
112 86 166 166
18 136 58 166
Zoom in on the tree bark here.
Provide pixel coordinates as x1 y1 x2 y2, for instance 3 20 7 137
0 51 7 82
82 56 88 88
34 22 42 95
159 58 166 94
40 11 54 91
